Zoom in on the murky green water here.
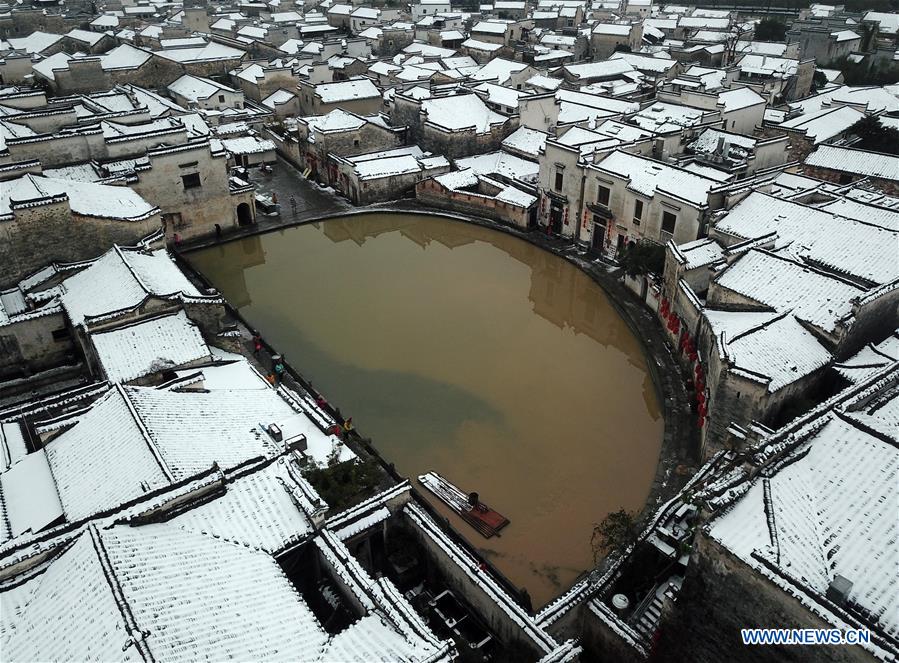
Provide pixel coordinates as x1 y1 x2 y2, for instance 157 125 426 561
188 213 662 607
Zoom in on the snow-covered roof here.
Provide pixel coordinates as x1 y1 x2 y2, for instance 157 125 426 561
735 39 787 57
462 37 503 52
65 28 105 46
789 85 899 115
262 89 296 109
456 150 539 181
779 105 864 144
712 249 864 333
706 310 832 391
630 101 709 133
676 237 726 270
2 521 343 660
864 10 899 35
502 125 548 159
56 246 202 327
38 382 347 522
592 23 633 35
688 127 755 156
818 196 899 232
609 51 676 74
301 108 367 137
279 38 305 54
402 42 456 58
421 93 507 133
6 31 64 54
593 150 719 206
221 136 277 155
168 74 238 101
97 43 153 70
468 57 528 84
717 86 765 111
434 168 479 191
496 184 538 207
472 20 510 34
525 74 562 91
804 144 899 182
833 331 899 384
830 29 860 42
315 78 380 103
562 58 634 81
0 175 157 223
713 192 899 287
736 53 798 78
0 449 64 541
90 310 212 383
708 371 899 650
155 42 245 63
473 82 524 109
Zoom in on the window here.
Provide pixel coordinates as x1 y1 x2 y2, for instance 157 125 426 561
182 173 201 189
597 185 610 206
51 328 69 342
218 94 225 102
633 199 643 225
353 139 360 147
554 170 563 191
661 210 677 236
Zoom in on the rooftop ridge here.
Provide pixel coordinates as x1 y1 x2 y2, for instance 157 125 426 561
117 384 175 483
88 524 155 662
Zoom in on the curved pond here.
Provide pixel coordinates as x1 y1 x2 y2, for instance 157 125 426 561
188 213 663 607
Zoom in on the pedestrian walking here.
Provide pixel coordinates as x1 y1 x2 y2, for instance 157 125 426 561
290 195 298 215
342 416 354 440
173 233 182 249
273 356 285 386
215 223 222 240
252 331 263 356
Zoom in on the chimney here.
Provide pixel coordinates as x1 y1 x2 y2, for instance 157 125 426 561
826 575 853 607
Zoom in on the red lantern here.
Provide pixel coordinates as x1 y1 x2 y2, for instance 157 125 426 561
698 402 707 417
698 415 705 427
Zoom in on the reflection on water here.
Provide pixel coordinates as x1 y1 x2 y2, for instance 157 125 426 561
188 213 662 607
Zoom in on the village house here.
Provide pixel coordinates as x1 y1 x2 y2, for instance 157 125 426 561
167 74 246 111
2 111 258 241
412 0 452 21
391 90 516 159
590 22 643 59
655 85 767 135
416 168 538 229
662 189 899 454
297 77 383 116
330 145 449 204
0 175 160 289
802 144 899 194
656 361 899 663
682 127 791 178
580 150 726 252
534 119 652 245
289 109 406 185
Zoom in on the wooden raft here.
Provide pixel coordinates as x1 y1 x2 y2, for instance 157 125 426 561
418 472 510 539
